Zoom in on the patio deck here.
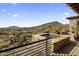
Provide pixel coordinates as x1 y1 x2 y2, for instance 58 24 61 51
50 34 79 56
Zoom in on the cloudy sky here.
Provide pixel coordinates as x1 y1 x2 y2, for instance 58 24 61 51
0 3 77 27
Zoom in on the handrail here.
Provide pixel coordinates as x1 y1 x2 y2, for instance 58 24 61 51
0 38 49 53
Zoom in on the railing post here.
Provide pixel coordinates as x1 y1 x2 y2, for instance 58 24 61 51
45 31 50 56
46 39 48 56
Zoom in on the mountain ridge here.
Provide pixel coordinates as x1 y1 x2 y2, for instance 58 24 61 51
0 21 69 34
3 21 63 28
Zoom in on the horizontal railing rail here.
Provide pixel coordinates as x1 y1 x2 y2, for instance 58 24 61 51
0 38 51 56
0 38 47 52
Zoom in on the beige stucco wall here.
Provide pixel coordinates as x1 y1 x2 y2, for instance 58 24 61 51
69 18 79 40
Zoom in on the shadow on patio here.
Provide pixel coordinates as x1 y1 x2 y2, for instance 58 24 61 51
54 41 78 54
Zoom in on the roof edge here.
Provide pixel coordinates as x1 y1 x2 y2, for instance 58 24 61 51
66 16 79 20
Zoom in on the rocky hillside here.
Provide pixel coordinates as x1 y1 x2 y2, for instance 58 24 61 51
0 21 69 35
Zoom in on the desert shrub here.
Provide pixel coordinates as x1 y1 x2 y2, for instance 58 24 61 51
0 40 10 49
9 31 32 46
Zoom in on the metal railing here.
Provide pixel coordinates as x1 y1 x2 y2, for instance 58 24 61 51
0 38 51 56
0 34 72 56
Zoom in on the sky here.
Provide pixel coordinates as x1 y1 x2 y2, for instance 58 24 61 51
0 3 77 27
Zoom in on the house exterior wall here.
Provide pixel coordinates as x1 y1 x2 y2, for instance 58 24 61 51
69 18 79 40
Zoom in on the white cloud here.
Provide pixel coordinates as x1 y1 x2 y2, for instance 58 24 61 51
63 13 70 19
12 14 19 17
11 3 17 5
7 13 11 16
6 13 19 18
1 9 6 12
64 13 69 16
62 17 66 19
